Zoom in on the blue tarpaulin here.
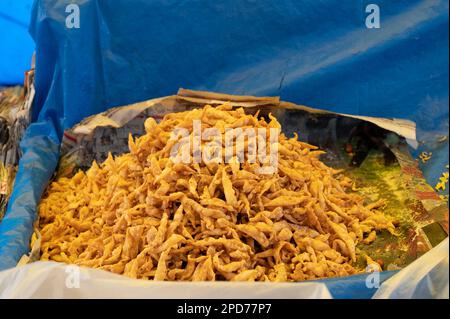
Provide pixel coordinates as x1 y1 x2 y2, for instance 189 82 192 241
0 0 448 298
0 0 35 85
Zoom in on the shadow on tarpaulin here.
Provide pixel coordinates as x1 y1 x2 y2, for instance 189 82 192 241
0 0 448 298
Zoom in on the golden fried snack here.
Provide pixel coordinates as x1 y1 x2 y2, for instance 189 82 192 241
37 104 396 281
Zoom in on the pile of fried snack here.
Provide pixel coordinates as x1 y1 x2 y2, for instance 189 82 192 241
37 104 396 281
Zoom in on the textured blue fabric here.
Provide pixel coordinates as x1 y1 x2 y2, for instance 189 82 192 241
0 0 35 85
0 0 448 298
0 121 59 269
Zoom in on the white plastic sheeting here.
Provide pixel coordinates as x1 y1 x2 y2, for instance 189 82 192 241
0 261 332 299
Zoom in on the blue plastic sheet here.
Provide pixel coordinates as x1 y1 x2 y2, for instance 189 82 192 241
0 0 35 85
0 122 59 268
0 0 448 298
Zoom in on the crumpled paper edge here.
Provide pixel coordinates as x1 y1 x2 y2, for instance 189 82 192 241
71 89 416 144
